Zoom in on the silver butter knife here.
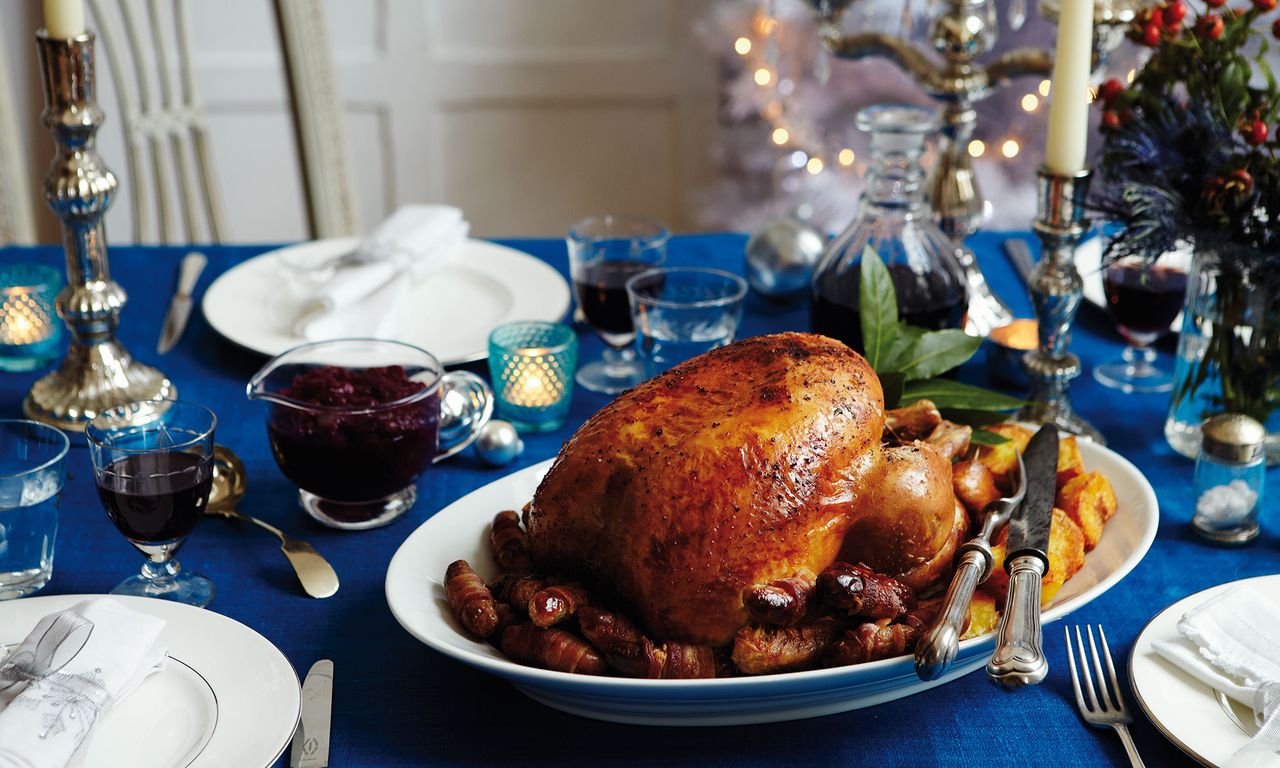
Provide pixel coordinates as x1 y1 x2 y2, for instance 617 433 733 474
157 251 207 354
987 424 1059 688
291 659 334 768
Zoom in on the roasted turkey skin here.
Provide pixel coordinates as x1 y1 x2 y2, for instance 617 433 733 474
525 332 960 646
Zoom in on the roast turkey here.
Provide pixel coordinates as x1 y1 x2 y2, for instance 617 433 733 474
526 333 963 646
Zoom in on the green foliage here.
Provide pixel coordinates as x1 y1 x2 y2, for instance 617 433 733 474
857 248 1022 428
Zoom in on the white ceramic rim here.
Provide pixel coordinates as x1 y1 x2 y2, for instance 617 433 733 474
0 595 301 768
201 238 571 364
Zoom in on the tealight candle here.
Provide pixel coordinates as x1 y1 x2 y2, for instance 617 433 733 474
0 266 63 372
488 322 578 433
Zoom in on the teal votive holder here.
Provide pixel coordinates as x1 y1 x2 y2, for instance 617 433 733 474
488 321 578 433
0 265 63 372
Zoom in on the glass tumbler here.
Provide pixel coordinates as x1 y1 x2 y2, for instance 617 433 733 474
488 321 578 433
566 215 668 394
627 267 748 375
0 420 69 599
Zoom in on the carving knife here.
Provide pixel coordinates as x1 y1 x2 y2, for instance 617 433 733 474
291 659 333 768
987 423 1058 688
156 251 206 354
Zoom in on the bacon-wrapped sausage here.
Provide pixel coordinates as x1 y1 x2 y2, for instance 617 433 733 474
500 624 607 675
445 559 499 638
731 620 838 674
742 570 816 627
818 562 916 619
529 583 591 627
489 510 533 572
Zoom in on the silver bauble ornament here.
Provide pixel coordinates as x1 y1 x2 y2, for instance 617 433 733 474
745 216 827 302
475 419 524 466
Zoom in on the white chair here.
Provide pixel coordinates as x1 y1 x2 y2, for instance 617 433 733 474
273 0 360 239
87 0 227 244
87 0 357 243
0 37 36 246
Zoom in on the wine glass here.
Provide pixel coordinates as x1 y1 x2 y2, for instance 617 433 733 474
86 401 216 607
1094 250 1190 393
566 215 668 394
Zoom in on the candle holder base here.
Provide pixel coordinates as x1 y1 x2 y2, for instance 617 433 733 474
1015 350 1104 444
24 341 176 432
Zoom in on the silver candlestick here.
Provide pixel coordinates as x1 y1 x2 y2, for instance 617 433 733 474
1016 167 1103 444
24 30 175 431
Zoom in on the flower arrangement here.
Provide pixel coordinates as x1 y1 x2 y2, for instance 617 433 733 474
1092 0 1280 450
1093 0 1280 262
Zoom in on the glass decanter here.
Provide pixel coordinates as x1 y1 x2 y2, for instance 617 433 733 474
811 104 968 353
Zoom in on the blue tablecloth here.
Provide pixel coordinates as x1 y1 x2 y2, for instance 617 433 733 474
1 233 1277 767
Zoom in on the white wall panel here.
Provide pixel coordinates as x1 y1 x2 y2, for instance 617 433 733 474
2 0 717 243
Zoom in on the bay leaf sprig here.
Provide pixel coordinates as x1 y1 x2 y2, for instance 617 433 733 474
856 246 1021 443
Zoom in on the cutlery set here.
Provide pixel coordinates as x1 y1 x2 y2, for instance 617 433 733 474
916 424 1147 763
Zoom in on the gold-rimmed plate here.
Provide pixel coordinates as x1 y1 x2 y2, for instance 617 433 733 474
1129 574 1280 767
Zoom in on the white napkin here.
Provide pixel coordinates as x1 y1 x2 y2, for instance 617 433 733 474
0 598 167 768
1154 584 1280 767
294 204 469 341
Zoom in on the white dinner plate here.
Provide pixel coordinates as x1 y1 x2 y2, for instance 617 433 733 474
0 595 301 768
1130 575 1280 768
202 237 572 364
385 439 1159 726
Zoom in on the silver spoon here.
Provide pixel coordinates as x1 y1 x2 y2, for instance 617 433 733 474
207 445 340 599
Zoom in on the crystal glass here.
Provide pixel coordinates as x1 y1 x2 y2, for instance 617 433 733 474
0 265 63 372
488 322 578 433
1094 247 1190 393
0 420 69 599
86 401 216 607
566 215 669 393
247 339 493 530
627 267 747 375
811 105 968 353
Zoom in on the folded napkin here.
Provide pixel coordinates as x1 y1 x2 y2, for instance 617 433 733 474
0 598 166 768
294 204 469 341
1154 584 1280 767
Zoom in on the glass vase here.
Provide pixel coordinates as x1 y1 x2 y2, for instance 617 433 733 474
1164 248 1280 465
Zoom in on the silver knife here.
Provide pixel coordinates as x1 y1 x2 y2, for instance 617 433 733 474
291 659 333 768
1002 238 1036 288
157 251 207 354
987 423 1058 688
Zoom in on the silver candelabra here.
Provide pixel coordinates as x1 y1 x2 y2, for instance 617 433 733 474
1017 167 1103 443
24 30 174 431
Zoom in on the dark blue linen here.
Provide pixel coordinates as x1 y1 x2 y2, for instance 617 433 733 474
0 233 1276 767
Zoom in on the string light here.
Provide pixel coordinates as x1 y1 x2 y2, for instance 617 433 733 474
806 157 824 174
1021 94 1039 112
1038 79 1051 97
1001 139 1020 158
734 37 752 55
968 140 986 158
1126 68 1136 84
754 68 772 86
837 148 855 166
772 127 790 145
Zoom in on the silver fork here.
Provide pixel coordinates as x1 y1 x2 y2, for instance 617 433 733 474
1066 625 1146 767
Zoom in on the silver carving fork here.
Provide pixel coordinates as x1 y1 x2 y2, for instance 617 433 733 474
1065 625 1146 767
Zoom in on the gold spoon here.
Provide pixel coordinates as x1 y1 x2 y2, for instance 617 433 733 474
207 445 340 599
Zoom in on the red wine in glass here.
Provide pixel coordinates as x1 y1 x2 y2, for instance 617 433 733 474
573 260 655 341
1095 259 1188 393
95 452 211 544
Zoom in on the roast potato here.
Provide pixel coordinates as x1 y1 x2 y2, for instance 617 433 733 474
983 509 1087 606
1056 471 1118 551
960 591 1000 640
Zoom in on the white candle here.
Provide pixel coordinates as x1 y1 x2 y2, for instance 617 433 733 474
1044 0 1095 174
42 0 85 39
